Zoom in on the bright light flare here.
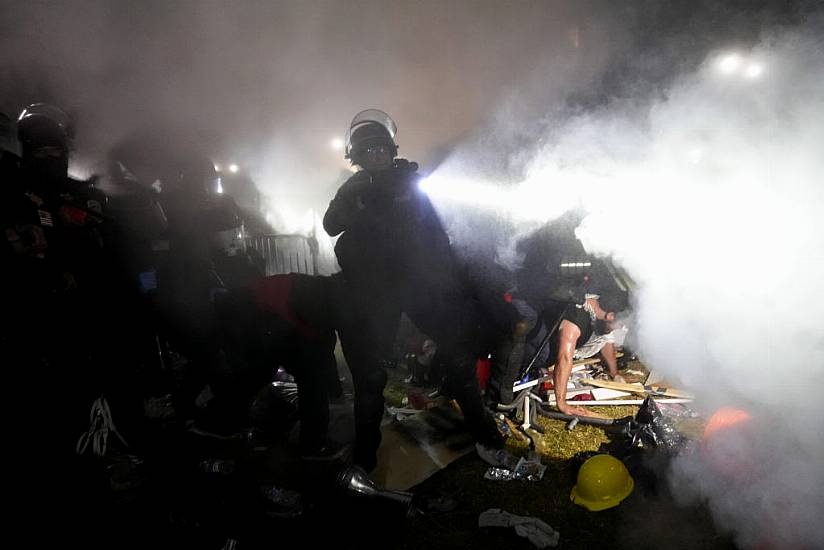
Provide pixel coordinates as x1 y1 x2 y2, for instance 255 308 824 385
744 63 763 78
331 137 344 150
418 177 433 194
213 163 221 172
228 164 239 173
717 53 741 74
714 52 765 80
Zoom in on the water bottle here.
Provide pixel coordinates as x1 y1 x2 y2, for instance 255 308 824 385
495 413 514 438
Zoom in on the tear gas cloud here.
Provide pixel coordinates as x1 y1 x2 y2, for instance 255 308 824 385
426 19 824 548
0 0 613 239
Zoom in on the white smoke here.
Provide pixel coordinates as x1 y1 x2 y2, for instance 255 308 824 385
426 21 824 548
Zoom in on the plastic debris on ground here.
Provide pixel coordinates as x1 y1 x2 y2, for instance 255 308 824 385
483 467 519 481
386 405 423 422
476 443 521 469
656 401 699 419
477 444 546 481
479 508 560 548
514 453 547 480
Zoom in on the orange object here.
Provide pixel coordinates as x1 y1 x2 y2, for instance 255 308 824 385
703 407 752 440
701 407 757 481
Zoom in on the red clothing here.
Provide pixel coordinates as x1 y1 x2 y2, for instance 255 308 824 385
251 274 316 339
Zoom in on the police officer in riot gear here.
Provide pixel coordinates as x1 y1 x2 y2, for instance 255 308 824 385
3 103 110 325
324 110 503 472
155 154 263 431
17 103 73 187
1 103 122 543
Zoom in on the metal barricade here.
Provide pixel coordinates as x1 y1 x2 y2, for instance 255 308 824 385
246 234 318 276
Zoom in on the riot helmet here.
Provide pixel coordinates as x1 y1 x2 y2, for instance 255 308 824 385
17 103 73 185
17 103 73 151
345 109 398 167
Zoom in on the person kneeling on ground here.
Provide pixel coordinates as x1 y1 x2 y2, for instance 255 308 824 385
487 293 624 418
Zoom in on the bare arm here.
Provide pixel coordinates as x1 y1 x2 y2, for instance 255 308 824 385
553 320 594 417
600 342 624 381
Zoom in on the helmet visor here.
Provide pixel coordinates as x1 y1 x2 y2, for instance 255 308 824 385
345 109 397 157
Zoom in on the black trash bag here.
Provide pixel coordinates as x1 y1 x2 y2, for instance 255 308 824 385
620 396 687 452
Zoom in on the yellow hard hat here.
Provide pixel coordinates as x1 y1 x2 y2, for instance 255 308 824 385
570 454 634 511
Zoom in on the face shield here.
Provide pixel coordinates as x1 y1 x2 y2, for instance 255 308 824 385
344 109 397 160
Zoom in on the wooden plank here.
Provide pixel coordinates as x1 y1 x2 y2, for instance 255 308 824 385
590 387 632 400
579 378 694 399
553 398 693 406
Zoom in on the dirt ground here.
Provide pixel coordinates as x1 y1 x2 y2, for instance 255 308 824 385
379 361 736 550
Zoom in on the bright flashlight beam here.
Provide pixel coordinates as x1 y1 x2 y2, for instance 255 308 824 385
419 175 510 210
228 164 239 173
331 138 344 150
420 173 581 224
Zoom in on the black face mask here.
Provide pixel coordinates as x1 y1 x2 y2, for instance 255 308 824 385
24 156 69 190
